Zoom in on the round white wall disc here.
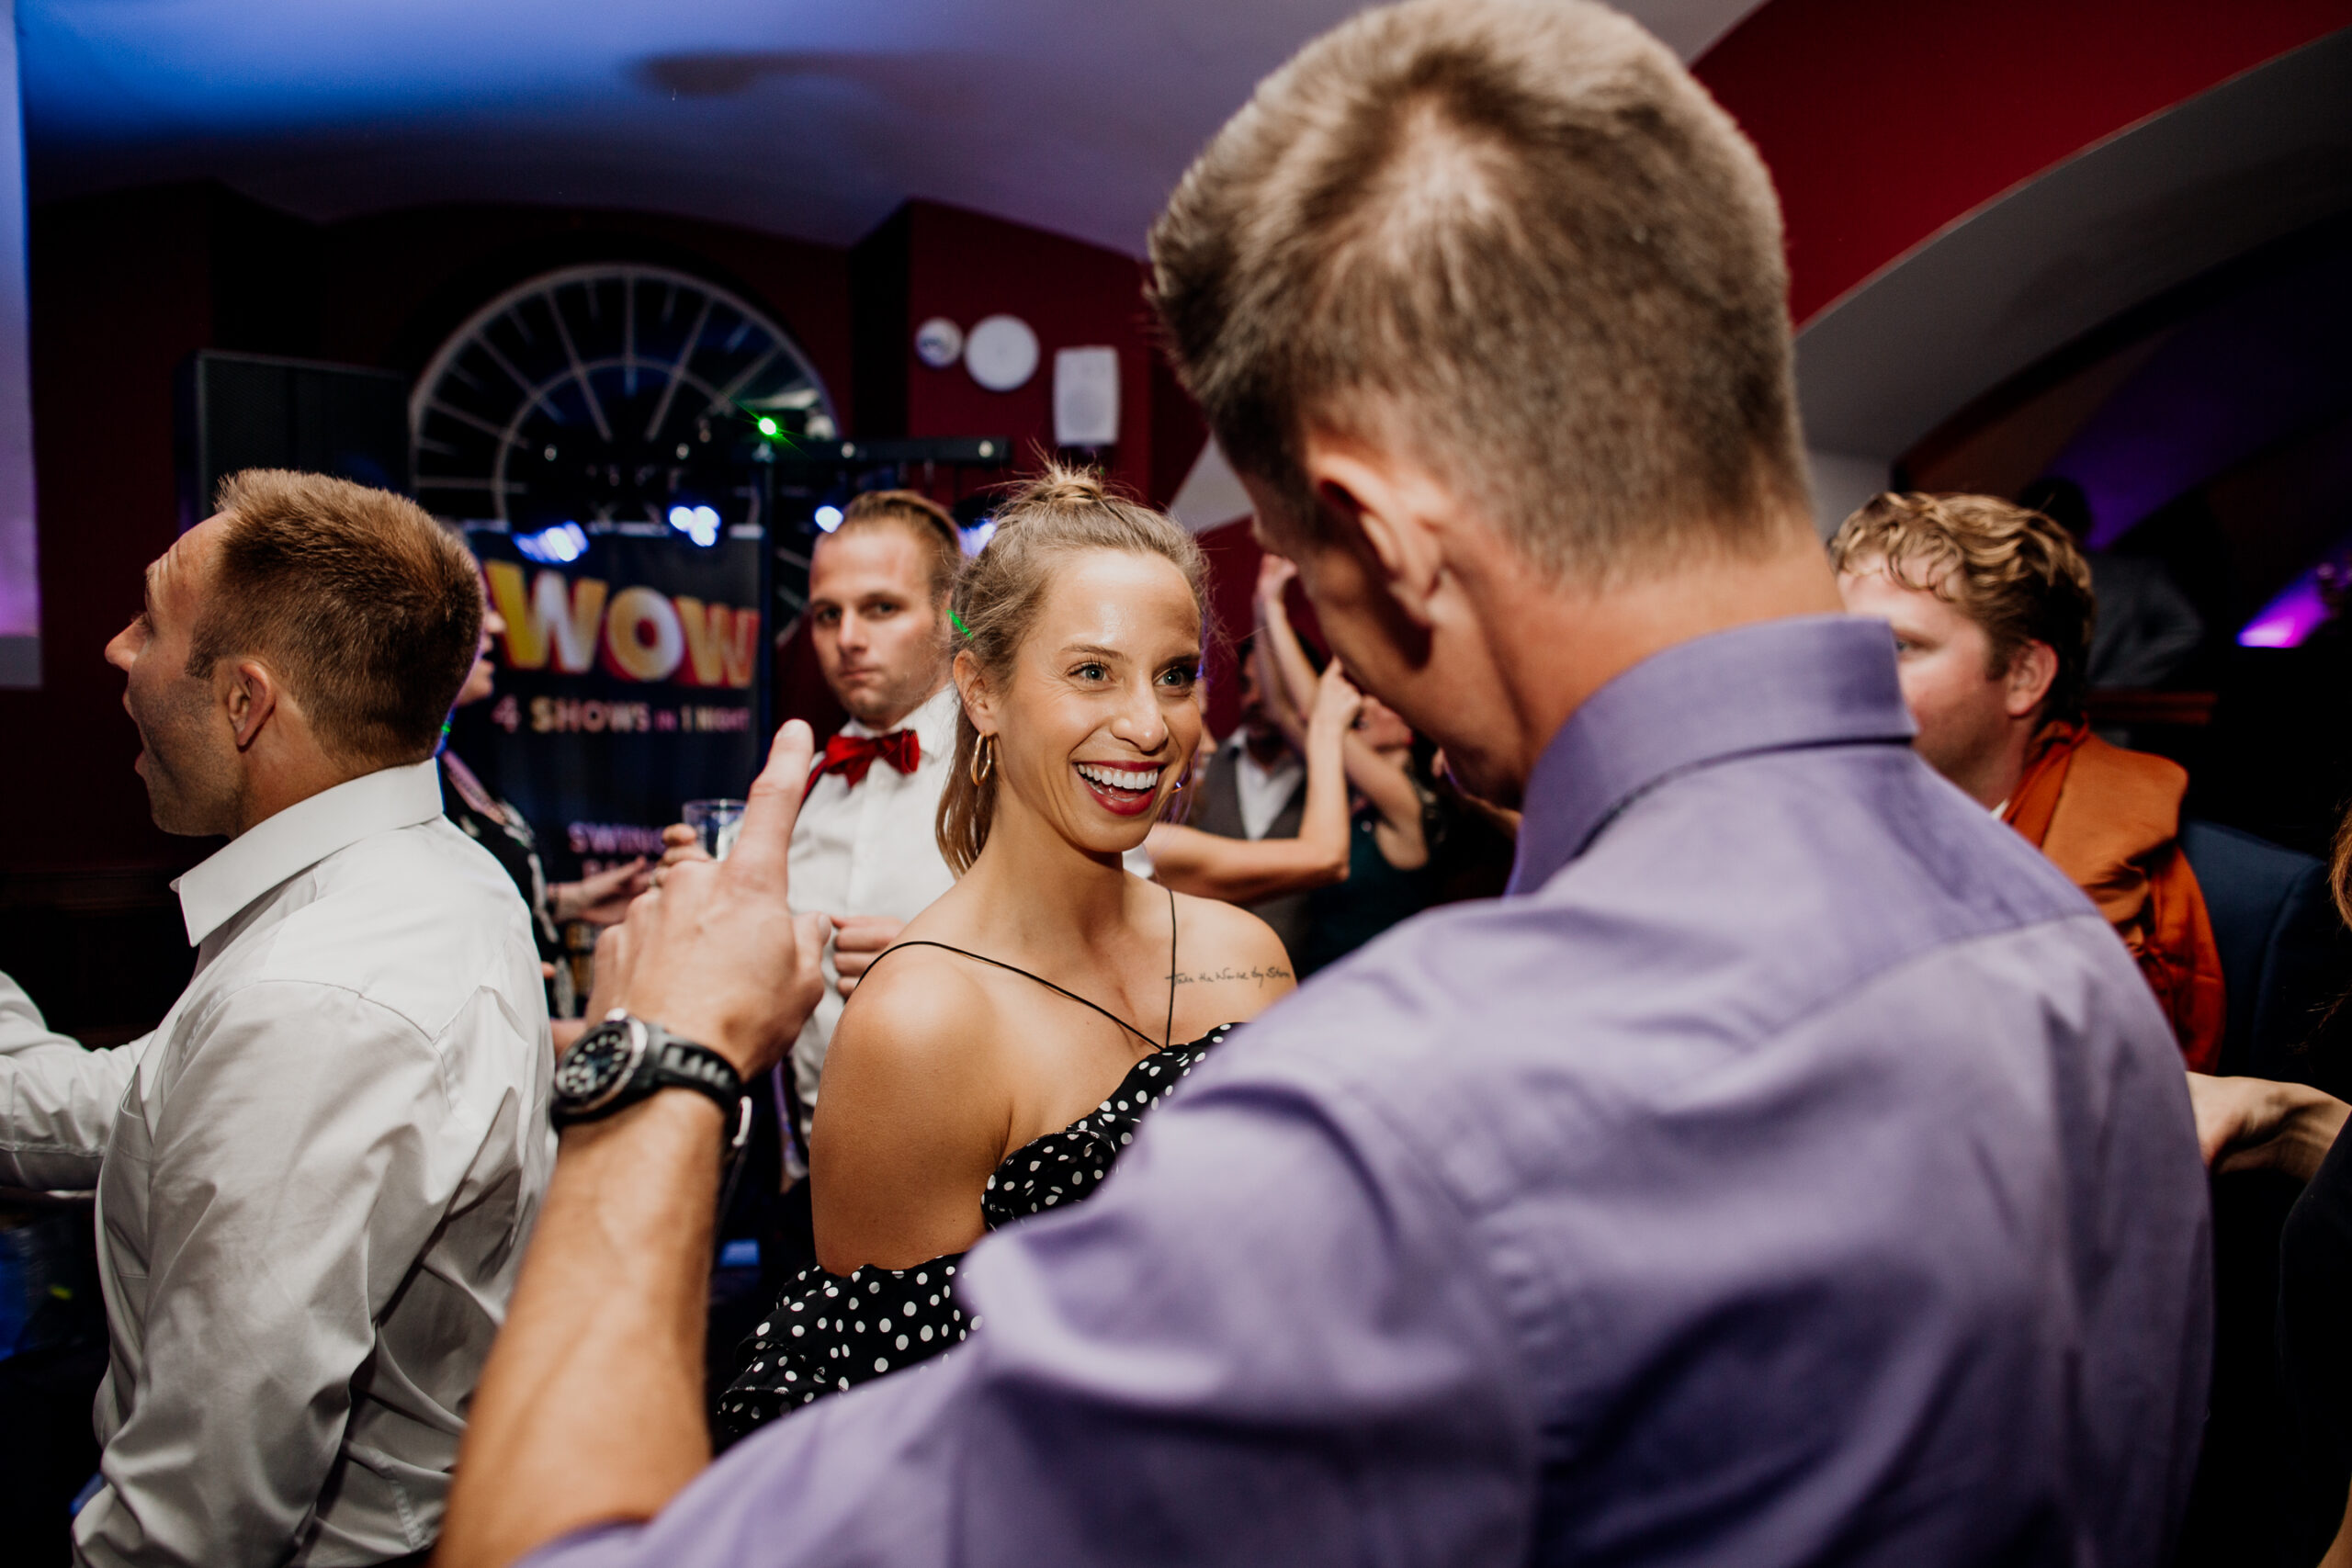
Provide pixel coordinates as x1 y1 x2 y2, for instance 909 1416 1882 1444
965 314 1040 392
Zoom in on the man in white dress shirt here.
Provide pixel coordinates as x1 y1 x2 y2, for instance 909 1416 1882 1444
776 491 962 1121
0 469 552 1566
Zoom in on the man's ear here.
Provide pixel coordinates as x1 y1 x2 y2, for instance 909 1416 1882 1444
223 659 282 750
1297 434 1450 629
2004 640 2060 719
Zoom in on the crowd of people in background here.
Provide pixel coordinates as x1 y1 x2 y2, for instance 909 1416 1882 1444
0 0 2345 1564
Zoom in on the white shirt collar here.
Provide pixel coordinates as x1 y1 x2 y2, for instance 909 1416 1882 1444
1226 729 1303 782
841 681 960 755
172 759 445 946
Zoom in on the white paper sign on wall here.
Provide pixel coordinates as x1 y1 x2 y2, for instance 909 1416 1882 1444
1053 346 1120 447
913 317 964 368
965 314 1040 392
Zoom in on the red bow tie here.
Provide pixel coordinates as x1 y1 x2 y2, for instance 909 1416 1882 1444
805 728 922 796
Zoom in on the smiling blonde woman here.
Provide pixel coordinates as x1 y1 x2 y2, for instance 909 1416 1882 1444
714 468 1303 1441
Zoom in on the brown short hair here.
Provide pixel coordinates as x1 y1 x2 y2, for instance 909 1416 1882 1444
1148 0 1806 582
1827 491 2096 722
190 470 483 767
936 467 1209 874
837 490 963 604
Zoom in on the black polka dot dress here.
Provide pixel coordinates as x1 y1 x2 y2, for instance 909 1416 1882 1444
713 1024 1232 1445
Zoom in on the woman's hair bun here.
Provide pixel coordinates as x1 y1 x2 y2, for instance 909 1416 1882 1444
1001 464 1115 513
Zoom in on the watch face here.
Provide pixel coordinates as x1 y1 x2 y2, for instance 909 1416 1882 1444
553 1020 643 1111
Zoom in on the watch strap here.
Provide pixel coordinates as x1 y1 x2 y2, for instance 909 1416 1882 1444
641 1031 755 1149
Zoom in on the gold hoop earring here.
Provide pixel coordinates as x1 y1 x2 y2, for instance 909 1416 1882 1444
970 733 995 787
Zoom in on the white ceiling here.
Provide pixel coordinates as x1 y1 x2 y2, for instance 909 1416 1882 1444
20 0 1765 255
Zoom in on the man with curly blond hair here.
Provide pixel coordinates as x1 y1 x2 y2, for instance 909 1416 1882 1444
1834 491 2224 1068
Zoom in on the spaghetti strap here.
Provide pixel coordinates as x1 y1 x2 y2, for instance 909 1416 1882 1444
865 885 1182 1053
1162 883 1177 1051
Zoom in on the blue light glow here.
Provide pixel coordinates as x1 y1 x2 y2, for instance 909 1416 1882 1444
668 503 722 547
514 522 588 564
960 518 996 554
813 504 844 533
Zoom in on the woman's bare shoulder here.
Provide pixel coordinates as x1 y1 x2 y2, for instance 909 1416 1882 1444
1167 888 1298 1021
831 943 1002 1081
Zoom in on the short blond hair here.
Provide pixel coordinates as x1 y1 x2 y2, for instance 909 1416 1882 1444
1828 491 2097 721
1148 0 1806 583
192 470 482 767
835 489 963 605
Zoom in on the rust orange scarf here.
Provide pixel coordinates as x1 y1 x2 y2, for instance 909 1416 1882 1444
2002 720 2225 1071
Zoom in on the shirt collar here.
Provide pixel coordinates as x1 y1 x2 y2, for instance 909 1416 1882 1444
172 759 446 946
1508 615 1916 894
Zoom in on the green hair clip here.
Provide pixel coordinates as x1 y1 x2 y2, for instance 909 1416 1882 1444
949 607 973 639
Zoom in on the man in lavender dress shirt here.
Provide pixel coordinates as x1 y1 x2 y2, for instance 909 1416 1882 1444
438 5 2211 1565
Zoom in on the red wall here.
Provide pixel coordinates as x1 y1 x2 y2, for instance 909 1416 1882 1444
900 200 1167 505
1695 0 2352 325
12 187 221 880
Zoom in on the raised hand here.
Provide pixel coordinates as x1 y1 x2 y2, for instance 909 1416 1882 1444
599 722 829 1077
1255 550 1299 605
556 857 650 925
1308 657 1363 739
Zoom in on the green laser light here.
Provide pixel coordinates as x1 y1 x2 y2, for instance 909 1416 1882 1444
756 416 780 437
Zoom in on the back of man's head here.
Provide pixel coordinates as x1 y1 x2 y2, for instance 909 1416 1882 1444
1148 0 1806 583
191 469 483 769
1828 491 2096 723
835 490 963 606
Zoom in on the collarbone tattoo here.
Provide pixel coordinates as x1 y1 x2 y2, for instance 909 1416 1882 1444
1167 963 1293 986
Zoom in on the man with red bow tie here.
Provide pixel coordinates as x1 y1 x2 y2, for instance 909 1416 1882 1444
776 491 963 1122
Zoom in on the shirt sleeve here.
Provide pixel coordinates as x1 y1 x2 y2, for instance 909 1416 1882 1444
0 968 139 1190
74 980 476 1568
523 1063 1541 1568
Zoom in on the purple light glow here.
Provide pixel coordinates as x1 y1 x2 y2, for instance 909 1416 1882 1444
2239 572 2332 649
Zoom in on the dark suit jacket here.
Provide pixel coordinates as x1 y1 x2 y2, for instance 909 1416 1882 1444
2178 819 2349 1089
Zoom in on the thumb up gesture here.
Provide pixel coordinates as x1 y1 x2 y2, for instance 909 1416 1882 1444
587 721 828 1077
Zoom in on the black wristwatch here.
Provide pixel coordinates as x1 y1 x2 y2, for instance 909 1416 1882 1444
552 1010 753 1150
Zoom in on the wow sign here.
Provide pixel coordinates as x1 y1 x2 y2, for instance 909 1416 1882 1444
483 560 760 686
451 524 769 882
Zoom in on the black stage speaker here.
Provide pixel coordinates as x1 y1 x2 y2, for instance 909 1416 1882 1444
174 350 412 531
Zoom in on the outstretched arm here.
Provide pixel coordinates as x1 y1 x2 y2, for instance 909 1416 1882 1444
0 972 136 1190
437 724 828 1568
1148 662 1361 904
1256 556 1423 862
1253 555 1316 729
489 987 1531 1568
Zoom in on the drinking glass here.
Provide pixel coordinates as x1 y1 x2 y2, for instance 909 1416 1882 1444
681 797 748 862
